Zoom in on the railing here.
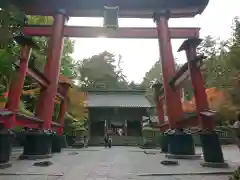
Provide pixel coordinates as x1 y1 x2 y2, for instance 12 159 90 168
191 126 235 145
142 126 235 146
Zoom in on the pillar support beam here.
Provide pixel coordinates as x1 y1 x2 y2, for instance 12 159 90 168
5 36 37 128
57 83 71 135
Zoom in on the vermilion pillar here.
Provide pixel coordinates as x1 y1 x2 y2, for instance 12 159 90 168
5 39 32 128
35 10 68 129
179 39 225 166
57 83 71 135
183 39 214 130
153 11 183 128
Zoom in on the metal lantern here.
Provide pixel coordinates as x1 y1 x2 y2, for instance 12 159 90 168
103 6 119 29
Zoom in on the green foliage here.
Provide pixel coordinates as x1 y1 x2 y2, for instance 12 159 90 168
198 17 240 123
52 103 60 121
63 113 88 136
13 126 24 132
18 100 34 116
0 50 16 88
77 51 128 90
60 38 78 78
0 5 25 48
142 60 163 88
198 35 231 89
0 9 77 121
0 5 25 88
141 61 163 105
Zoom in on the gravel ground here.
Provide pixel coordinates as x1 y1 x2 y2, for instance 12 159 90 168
0 145 238 180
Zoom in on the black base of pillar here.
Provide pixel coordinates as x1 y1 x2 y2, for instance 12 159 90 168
0 130 12 165
167 130 195 156
22 130 52 159
200 131 228 168
52 135 62 153
160 134 169 153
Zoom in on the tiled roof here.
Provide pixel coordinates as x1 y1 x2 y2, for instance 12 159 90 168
86 91 152 108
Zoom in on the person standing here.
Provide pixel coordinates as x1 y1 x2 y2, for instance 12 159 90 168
104 133 109 148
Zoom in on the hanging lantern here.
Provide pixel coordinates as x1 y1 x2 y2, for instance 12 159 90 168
103 6 119 29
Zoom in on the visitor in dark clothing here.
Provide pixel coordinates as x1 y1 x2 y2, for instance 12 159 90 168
104 134 109 148
104 133 112 148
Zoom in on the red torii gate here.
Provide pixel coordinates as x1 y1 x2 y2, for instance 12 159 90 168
0 0 226 168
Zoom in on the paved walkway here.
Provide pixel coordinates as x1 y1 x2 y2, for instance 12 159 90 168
0 146 239 180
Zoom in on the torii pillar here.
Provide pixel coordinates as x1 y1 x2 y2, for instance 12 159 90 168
35 9 68 129
52 82 71 152
153 11 184 129
179 38 227 167
22 9 68 158
153 11 196 156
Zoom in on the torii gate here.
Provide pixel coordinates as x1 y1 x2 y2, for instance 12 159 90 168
0 0 226 168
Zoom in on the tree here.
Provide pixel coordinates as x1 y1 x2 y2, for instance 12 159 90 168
27 16 77 76
0 5 26 90
197 35 232 89
128 81 146 90
227 17 240 108
142 60 163 88
60 38 78 78
141 60 163 105
77 51 128 90
196 18 240 122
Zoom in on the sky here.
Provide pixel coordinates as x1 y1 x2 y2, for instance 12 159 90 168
68 0 240 83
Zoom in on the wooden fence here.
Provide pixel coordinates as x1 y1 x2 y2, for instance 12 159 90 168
142 126 235 147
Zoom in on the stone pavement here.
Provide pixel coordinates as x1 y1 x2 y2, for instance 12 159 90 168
0 146 239 180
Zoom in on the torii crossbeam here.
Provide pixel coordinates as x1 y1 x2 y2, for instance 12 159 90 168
24 26 199 39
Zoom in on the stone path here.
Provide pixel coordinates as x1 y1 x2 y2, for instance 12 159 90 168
0 146 239 180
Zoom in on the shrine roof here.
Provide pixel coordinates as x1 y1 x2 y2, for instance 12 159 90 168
86 90 153 108
10 0 209 18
